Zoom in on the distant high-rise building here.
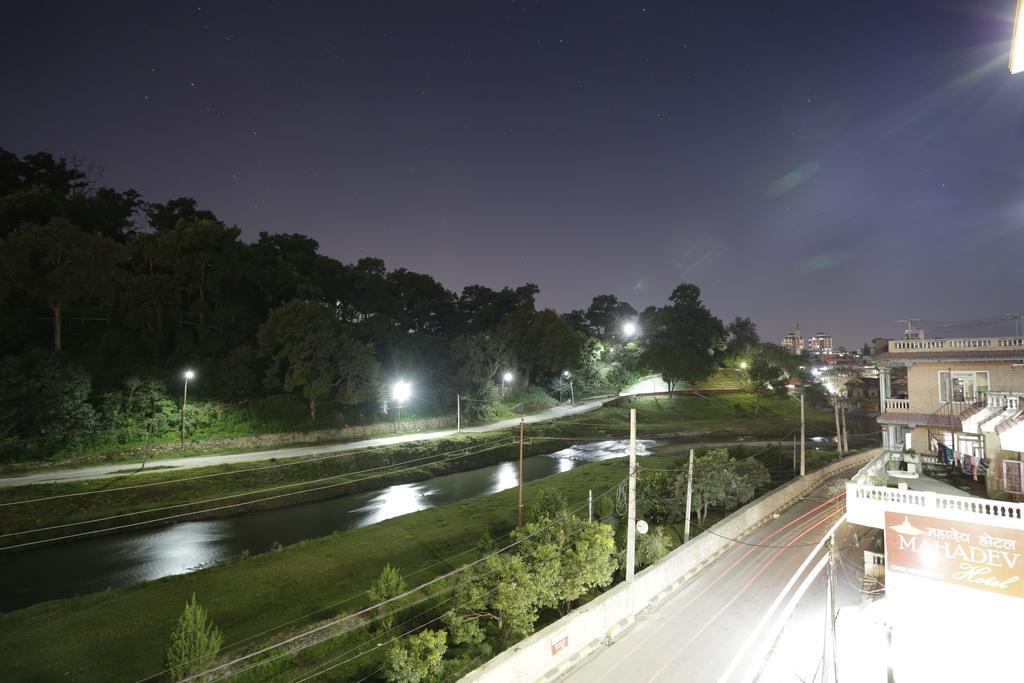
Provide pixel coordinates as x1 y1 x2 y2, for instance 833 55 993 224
782 323 803 354
807 332 833 355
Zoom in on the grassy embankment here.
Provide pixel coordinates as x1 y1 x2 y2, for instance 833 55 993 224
0 442 853 682
0 454 644 682
0 395 846 544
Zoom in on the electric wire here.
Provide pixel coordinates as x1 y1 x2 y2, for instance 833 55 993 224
0 438 513 549
0 434 514 508
182 483 621 682
0 437 487 507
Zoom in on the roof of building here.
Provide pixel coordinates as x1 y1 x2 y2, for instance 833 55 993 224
877 412 962 430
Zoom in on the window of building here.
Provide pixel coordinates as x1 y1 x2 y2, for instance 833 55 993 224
937 371 990 402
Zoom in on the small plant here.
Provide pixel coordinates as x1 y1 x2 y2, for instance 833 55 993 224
368 564 407 633
165 593 223 682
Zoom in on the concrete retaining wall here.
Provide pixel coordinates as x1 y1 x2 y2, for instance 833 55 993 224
459 448 881 683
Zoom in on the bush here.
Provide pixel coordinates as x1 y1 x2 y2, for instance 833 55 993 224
165 593 223 682
384 629 447 683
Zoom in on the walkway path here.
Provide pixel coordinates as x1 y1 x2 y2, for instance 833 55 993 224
0 396 611 488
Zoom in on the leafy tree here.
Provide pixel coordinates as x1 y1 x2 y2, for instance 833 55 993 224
635 526 673 569
0 349 96 455
443 553 539 646
368 564 407 633
640 283 724 390
145 196 219 231
513 512 617 614
457 283 538 334
725 316 759 356
500 308 580 385
384 629 447 683
122 375 170 445
585 294 637 339
743 344 794 413
165 593 224 682
450 332 512 417
673 448 770 523
1 218 123 351
530 487 569 522
258 301 379 419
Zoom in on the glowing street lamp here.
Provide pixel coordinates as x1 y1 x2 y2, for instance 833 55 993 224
392 380 411 429
739 361 749 370
501 371 514 397
180 369 195 449
562 370 575 405
622 321 638 338
1012 0 1024 74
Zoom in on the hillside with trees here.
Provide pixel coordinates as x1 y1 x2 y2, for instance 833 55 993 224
0 148 805 461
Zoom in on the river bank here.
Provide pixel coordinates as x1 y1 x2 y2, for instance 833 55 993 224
0 454 648 682
0 395 853 549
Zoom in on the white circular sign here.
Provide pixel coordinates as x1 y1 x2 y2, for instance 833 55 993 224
635 520 649 535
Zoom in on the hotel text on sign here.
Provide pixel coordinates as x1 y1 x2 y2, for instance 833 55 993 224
884 511 1023 599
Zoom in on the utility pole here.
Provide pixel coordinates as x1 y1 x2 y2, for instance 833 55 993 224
800 392 806 476
840 395 849 455
517 418 525 527
833 394 842 456
569 378 575 405
683 448 695 543
625 408 637 582
825 536 839 682
792 434 797 475
588 489 593 522
456 394 461 433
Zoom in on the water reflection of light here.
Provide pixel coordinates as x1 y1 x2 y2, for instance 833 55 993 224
351 483 432 526
135 521 228 582
489 461 519 494
543 439 654 465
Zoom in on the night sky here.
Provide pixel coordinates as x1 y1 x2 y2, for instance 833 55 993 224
3 1 1023 346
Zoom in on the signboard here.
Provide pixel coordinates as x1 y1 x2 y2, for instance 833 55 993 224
884 511 1024 599
550 631 568 656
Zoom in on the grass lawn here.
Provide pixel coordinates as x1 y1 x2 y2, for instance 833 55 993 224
532 394 841 439
0 454 649 683
0 394 851 543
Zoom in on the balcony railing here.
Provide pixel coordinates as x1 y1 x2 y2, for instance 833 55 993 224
888 336 1024 353
846 481 1024 529
980 391 1022 411
884 398 910 412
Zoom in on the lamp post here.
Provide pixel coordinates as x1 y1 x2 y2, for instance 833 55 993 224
180 369 195 449
502 371 514 398
562 370 574 405
392 380 411 431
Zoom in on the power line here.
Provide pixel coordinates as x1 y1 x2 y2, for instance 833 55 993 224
0 438 512 549
180 484 621 682
135 485 620 683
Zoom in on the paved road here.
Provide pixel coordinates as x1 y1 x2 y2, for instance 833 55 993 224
0 396 611 488
562 474 869 683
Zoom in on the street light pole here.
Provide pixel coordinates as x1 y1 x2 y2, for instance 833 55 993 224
180 370 194 449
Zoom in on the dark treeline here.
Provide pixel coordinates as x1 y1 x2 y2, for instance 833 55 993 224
0 148 775 459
